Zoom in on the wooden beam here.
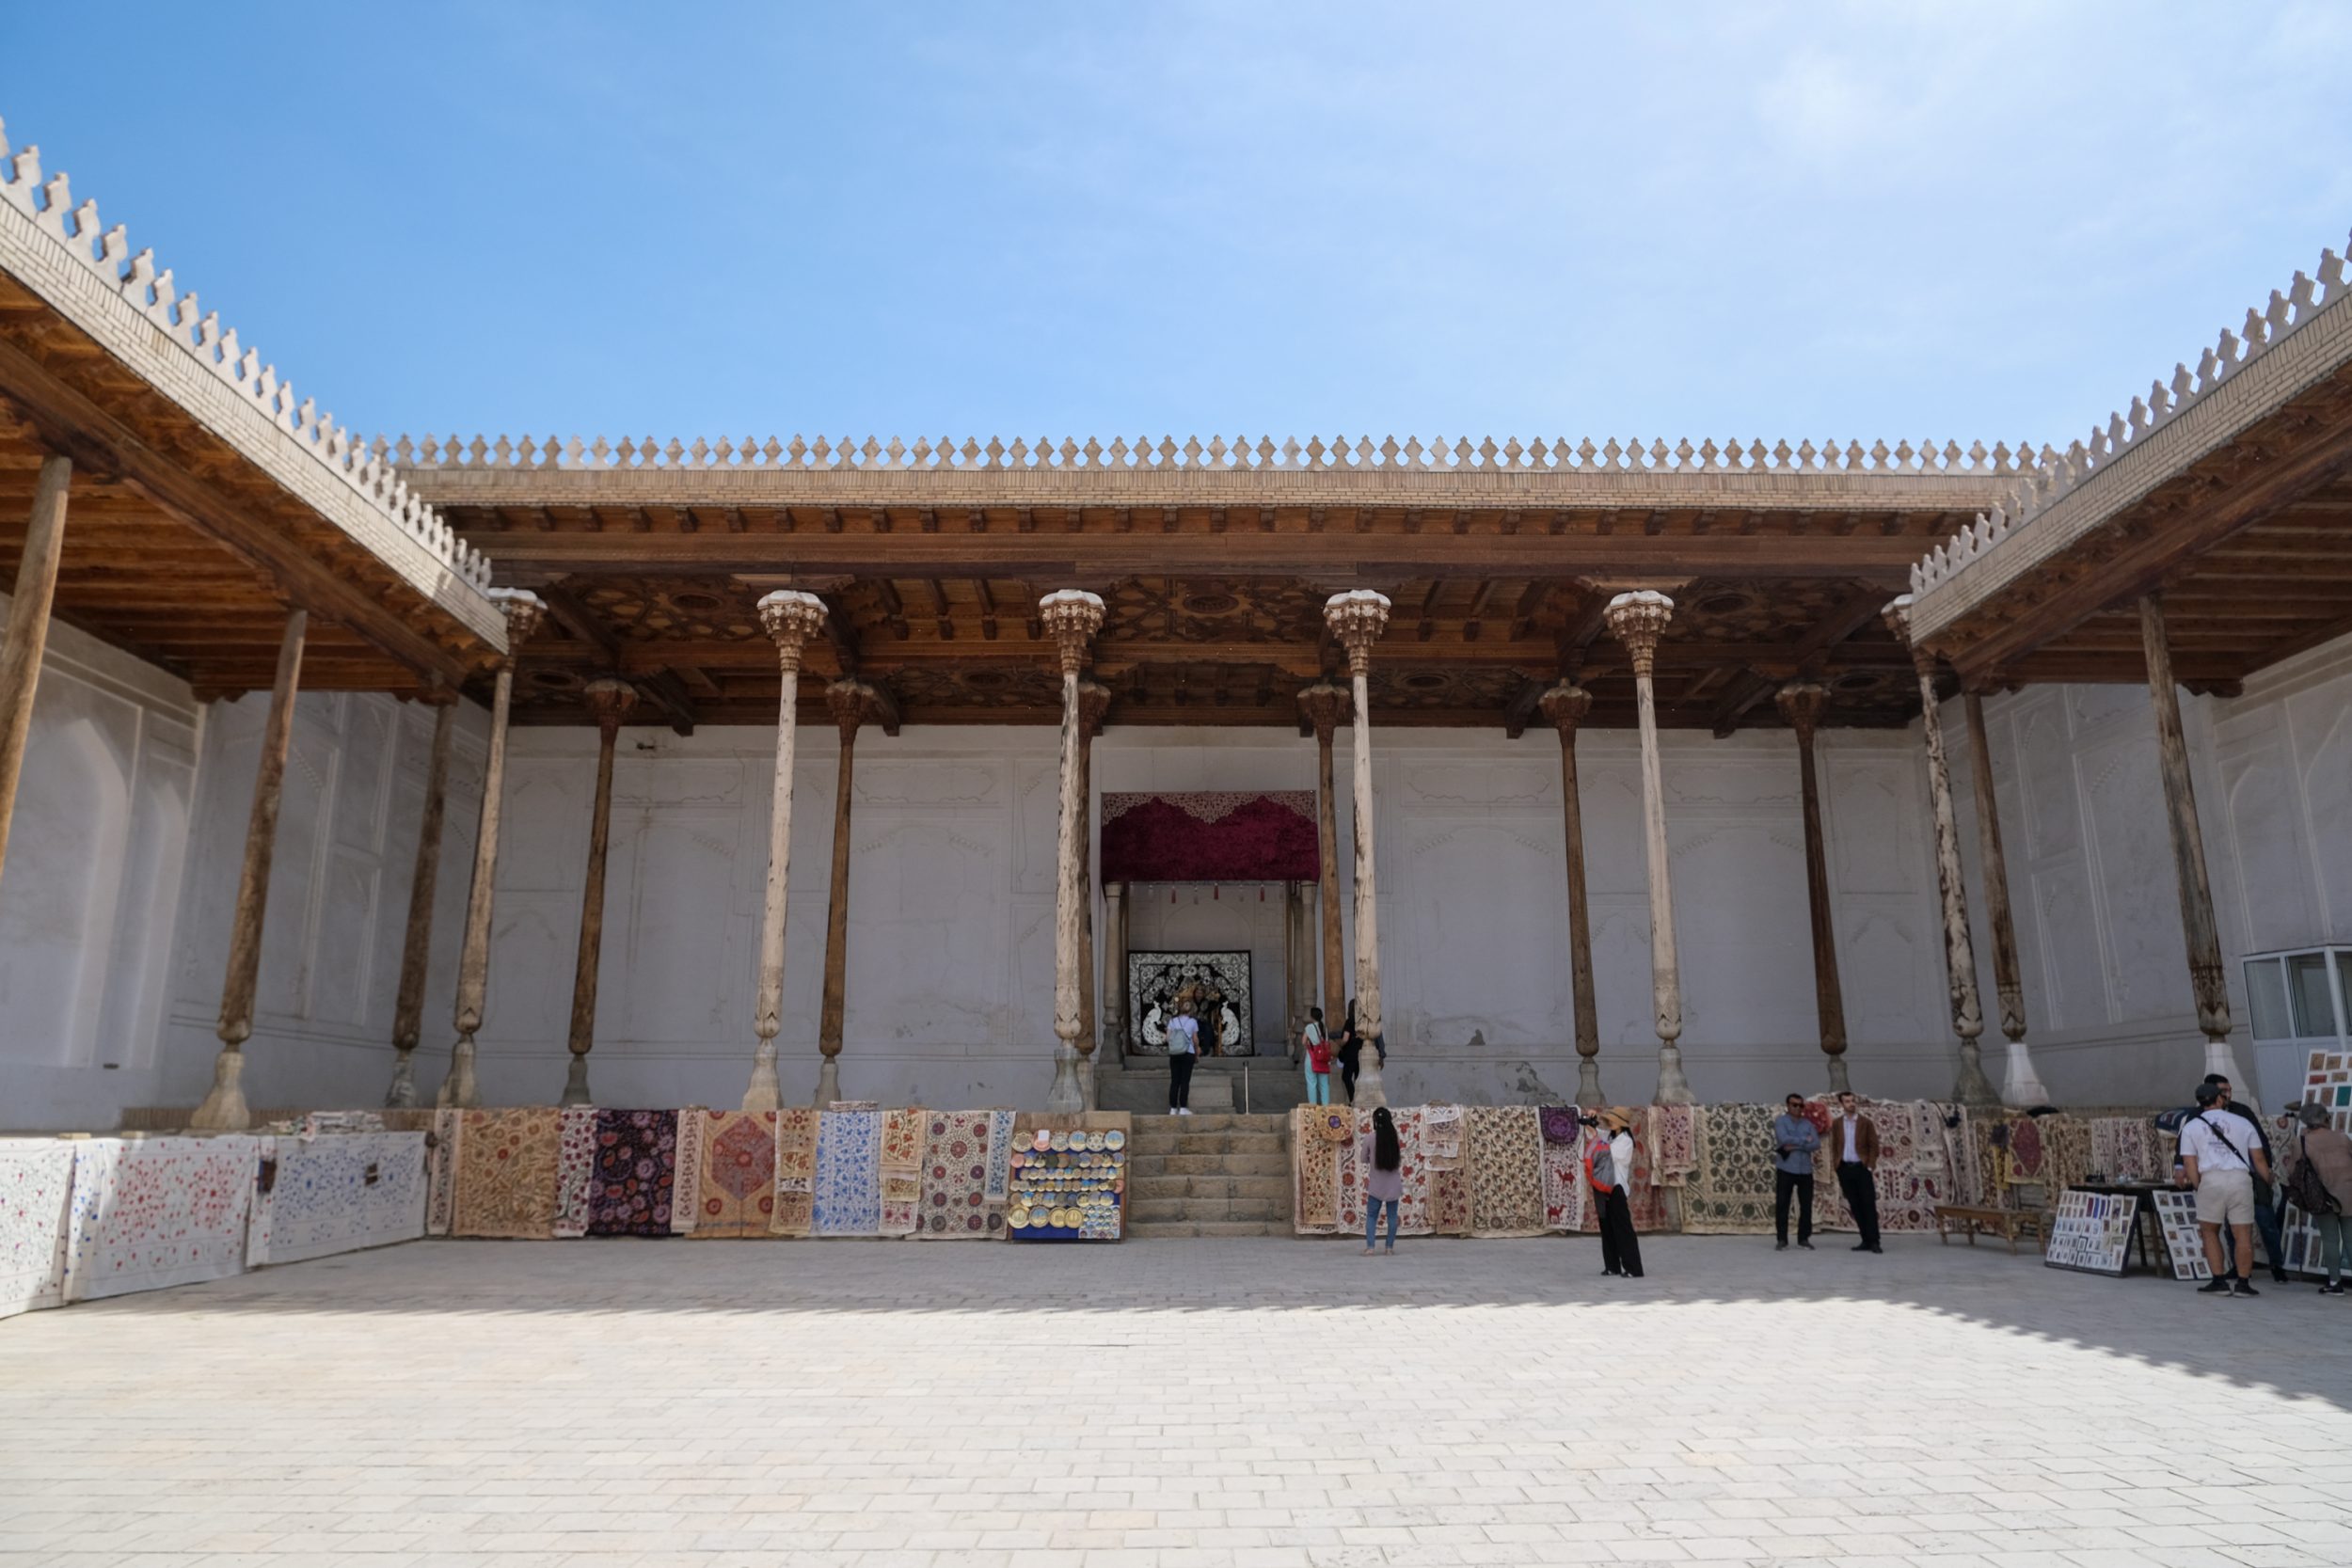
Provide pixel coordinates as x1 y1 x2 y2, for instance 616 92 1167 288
0 336 475 685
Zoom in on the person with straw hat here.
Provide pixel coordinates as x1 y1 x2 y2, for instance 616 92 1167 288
1588 1107 1645 1278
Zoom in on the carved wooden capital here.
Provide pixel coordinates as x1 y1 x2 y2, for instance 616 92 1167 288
1076 675 1112 738
1295 680 1350 738
1601 590 1674 678
1322 589 1391 676
1537 680 1592 735
825 676 875 738
757 589 829 674
1039 588 1106 674
1883 594 1944 680
488 587 547 653
1773 679 1828 740
580 676 640 732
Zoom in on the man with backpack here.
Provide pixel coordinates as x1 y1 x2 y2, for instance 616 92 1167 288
2282 1102 2351 1295
2177 1081 2275 1297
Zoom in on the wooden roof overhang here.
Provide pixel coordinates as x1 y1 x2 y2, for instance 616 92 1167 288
1909 241 2352 694
405 449 2027 735
0 134 506 699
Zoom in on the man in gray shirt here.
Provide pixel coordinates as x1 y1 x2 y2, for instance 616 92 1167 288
1772 1093 1821 1251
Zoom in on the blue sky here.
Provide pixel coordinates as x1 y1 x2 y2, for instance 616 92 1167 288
6 3 2349 451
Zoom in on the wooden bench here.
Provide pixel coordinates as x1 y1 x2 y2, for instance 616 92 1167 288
1933 1203 2046 1253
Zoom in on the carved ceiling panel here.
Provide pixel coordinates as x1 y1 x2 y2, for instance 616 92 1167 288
578 578 764 641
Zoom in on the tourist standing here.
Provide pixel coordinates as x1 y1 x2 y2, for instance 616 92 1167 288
2205 1074 2288 1283
2285 1101 2352 1295
1362 1105 1402 1254
1593 1108 1645 1278
1301 1006 1333 1105
1827 1090 1882 1254
1772 1093 1820 1252
1167 1000 1200 1116
2178 1081 2273 1297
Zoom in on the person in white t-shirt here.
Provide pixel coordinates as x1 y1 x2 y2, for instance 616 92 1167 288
1165 1001 1201 1117
2178 1080 2275 1297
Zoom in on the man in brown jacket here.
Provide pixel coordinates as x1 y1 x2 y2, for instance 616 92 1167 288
1827 1090 1882 1253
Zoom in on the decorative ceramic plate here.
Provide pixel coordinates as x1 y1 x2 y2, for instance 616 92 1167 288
1032 1129 1052 1151
1104 1130 1125 1150
1009 1207 1031 1229
1081 1131 1102 1151
1050 1130 1070 1151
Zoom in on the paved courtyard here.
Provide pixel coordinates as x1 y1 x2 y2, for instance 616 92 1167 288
3 1234 2350 1568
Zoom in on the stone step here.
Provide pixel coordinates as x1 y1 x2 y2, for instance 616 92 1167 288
1128 1132 1287 1158
1125 1219 1288 1238
1124 1112 1288 1136
1128 1173 1292 1201
1126 1151 1292 1179
1128 1195 1287 1224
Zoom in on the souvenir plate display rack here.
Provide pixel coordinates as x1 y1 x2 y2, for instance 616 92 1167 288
1008 1112 1131 1242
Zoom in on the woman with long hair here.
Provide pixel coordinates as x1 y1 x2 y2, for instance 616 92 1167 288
1336 997 1363 1103
1363 1105 1403 1254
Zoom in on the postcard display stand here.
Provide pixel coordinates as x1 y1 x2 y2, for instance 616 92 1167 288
2150 1189 2213 1281
2043 1189 2135 1275
1009 1112 1132 1242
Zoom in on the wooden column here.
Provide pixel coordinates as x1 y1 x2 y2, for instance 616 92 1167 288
1776 681 1851 1094
746 589 829 1112
1540 681 1604 1108
1884 596 1997 1106
1074 677 1110 1104
1104 880 1130 1058
385 692 459 1107
2140 594 2248 1088
190 608 308 1131
0 454 70 893
1041 590 1106 1112
439 589 546 1108
1323 592 1391 1109
560 677 639 1106
1297 682 1350 1092
1963 689 2049 1107
814 677 874 1106
1605 591 1693 1105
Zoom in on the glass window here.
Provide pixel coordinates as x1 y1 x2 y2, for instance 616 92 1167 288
2246 958 2291 1040
2338 950 2352 1038
2289 952 2337 1037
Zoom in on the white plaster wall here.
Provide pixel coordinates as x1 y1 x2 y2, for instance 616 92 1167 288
151 689 490 1118
1943 628 2352 1116
0 593 200 1131
443 721 1961 1111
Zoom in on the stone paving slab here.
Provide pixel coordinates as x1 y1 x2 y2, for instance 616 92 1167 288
2 1234 2349 1566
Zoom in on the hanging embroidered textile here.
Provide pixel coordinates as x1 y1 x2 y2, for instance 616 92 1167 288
1678 1103 1781 1234
916 1110 1003 1238
64 1136 259 1302
0 1140 75 1317
981 1109 1017 1202
880 1107 926 1236
767 1106 818 1238
1538 1105 1581 1145
690 1109 778 1239
1577 1108 1670 1233
1098 790 1319 883
1467 1106 1547 1236
552 1107 597 1239
1293 1103 1340 1230
1650 1103 1698 1185
811 1109 883 1238
583 1111 677 1238
671 1107 706 1234
248 1132 427 1266
1541 1132 1587 1233
450 1109 562 1240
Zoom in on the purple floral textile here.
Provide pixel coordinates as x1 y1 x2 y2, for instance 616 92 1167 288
585 1111 678 1238
1538 1105 1581 1146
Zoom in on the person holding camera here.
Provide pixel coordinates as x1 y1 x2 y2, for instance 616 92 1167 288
2178 1081 2274 1297
1590 1108 1644 1278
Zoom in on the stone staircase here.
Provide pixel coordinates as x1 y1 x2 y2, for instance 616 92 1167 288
1123 1112 1295 1238
1097 1055 1311 1117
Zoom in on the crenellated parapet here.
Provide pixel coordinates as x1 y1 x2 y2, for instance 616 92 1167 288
1910 229 2352 617
0 118 495 603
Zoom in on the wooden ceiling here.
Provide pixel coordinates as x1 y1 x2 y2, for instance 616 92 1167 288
421 494 2001 733
0 273 501 697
